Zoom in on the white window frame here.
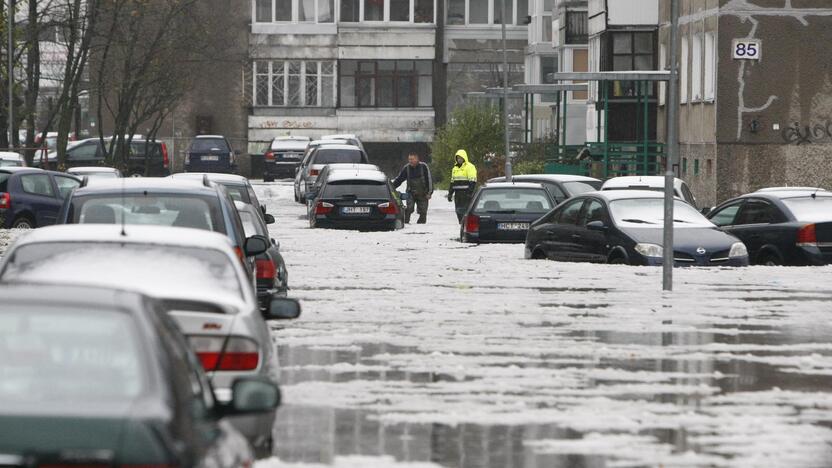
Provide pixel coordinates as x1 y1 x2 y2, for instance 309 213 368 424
704 31 716 101
252 60 337 107
447 0 520 25
680 35 688 103
658 42 666 106
252 0 335 23
691 33 702 101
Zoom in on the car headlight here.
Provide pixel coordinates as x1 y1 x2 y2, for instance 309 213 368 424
729 242 748 258
635 243 663 258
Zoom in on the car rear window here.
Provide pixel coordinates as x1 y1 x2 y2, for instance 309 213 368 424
71 194 224 233
189 138 229 152
0 173 9 191
323 180 389 199
130 142 162 159
0 305 146 403
474 188 553 213
563 180 602 195
4 242 243 301
313 149 366 165
782 197 832 222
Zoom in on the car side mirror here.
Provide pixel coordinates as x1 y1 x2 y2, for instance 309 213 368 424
264 213 276 224
218 377 281 416
586 220 607 231
700 207 712 216
264 297 301 320
244 235 269 256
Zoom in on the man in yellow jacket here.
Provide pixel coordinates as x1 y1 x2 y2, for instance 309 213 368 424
447 149 477 223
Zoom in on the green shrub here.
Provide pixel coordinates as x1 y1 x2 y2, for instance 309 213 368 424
430 105 503 189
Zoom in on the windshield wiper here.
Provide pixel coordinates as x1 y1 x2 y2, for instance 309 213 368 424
621 218 655 224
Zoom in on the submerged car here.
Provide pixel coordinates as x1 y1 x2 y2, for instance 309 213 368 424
461 182 556 243
236 200 288 308
487 174 602 204
308 169 403 231
525 190 749 266
0 151 24 167
0 167 80 229
707 189 832 265
170 172 268 222
0 225 300 453
67 166 122 179
38 137 170 177
294 143 368 203
185 135 237 174
264 136 310 181
0 282 279 466
601 176 698 209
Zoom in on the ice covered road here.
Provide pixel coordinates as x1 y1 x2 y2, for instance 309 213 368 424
266 181 832 468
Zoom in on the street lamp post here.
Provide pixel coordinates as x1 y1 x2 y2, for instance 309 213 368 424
662 0 680 291
7 0 13 149
501 0 511 181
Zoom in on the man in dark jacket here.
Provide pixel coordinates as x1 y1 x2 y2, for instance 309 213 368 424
391 153 433 224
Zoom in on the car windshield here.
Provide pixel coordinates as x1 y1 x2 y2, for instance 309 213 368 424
782 196 832 222
238 210 265 237
0 306 146 404
474 188 553 213
313 149 366 165
220 183 250 203
3 242 243 301
563 181 602 195
189 138 229 152
71 194 224 233
75 171 118 178
609 198 712 226
324 180 389 199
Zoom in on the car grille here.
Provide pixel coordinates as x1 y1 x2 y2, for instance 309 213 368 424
674 249 731 265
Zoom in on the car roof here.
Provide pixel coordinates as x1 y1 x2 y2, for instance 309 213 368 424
0 151 23 160
0 282 149 310
326 170 388 183
755 186 828 193
483 182 547 190
742 190 832 200
170 172 248 184
325 163 380 172
15 224 236 249
194 135 226 139
314 144 363 151
0 167 43 174
322 134 359 140
588 189 684 201
72 177 214 195
309 139 351 146
274 136 311 141
490 174 601 183
601 176 684 188
67 166 119 172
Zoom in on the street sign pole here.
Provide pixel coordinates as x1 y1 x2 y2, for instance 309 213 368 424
663 0 680 291
501 0 511 182
7 0 13 149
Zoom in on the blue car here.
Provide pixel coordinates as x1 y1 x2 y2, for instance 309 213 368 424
0 167 81 229
185 135 237 173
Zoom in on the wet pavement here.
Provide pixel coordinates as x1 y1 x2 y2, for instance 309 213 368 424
256 181 832 468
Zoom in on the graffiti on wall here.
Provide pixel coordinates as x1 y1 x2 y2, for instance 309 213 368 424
782 121 832 145
259 120 314 129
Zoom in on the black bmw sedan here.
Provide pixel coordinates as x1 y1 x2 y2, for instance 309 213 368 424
706 189 832 265
461 182 556 243
525 190 749 266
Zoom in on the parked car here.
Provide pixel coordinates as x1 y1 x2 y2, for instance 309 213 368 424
0 225 300 452
236 201 288 308
67 166 122 179
0 282 280 466
487 174 603 204
294 144 368 204
525 190 749 266
185 135 237 174
706 189 832 265
170 172 268 223
34 131 75 162
601 176 698 208
0 151 24 167
321 133 364 151
307 163 382 203
0 167 80 229
37 137 170 177
264 136 311 181
460 182 556 243
55 177 256 273
755 186 828 193
308 169 404 231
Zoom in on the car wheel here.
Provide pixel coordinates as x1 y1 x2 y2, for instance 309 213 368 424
130 172 143 178
264 175 274 183
608 255 627 265
395 219 404 230
12 216 35 229
759 251 782 266
531 248 547 260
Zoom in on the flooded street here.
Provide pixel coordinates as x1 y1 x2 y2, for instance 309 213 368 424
257 182 832 468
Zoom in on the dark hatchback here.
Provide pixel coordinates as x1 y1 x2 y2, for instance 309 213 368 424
525 190 749 266
0 167 80 229
309 170 404 231
264 136 310 181
706 189 832 265
461 182 556 243
487 174 603 204
0 283 281 468
185 135 237 174
37 138 170 177
237 201 288 309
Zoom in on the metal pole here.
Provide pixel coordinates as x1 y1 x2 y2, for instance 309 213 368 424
501 0 511 181
7 0 12 149
662 0 680 291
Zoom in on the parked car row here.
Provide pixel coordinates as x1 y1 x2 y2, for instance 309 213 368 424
0 172 299 463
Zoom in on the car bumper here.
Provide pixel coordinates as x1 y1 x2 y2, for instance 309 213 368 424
466 230 529 244
640 256 749 267
186 162 235 173
313 217 397 231
796 245 832 266
265 162 300 178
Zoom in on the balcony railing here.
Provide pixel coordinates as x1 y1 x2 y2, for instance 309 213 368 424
565 11 588 44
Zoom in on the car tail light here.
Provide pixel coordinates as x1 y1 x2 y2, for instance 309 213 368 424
310 169 319 176
0 192 9 210
161 142 169 169
464 214 480 233
378 202 398 215
233 246 247 266
190 336 259 371
797 224 817 247
315 201 334 215
256 258 276 280
264 151 275 162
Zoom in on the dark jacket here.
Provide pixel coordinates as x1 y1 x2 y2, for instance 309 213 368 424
392 162 433 195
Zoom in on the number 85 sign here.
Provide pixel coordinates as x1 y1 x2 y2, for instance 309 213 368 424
733 39 761 60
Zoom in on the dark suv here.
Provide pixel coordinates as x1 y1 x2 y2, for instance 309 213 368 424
37 138 170 177
0 167 81 228
185 135 237 174
263 136 310 181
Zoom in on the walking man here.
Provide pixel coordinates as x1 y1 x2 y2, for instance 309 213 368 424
391 152 433 224
447 149 477 223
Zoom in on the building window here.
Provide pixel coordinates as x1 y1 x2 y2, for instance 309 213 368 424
340 60 432 108
255 0 334 22
691 33 702 101
364 0 384 20
253 60 336 107
658 43 666 106
682 158 687 175
694 158 700 176
565 11 587 44
335 0 433 22
704 32 716 100
680 35 688 103
446 0 525 25
572 48 588 100
609 31 655 97
341 0 359 21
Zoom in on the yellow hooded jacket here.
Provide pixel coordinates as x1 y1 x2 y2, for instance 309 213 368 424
451 149 477 182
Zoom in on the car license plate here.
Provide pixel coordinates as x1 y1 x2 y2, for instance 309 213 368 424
497 222 529 231
342 207 371 215
282 153 300 160
201 155 219 161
